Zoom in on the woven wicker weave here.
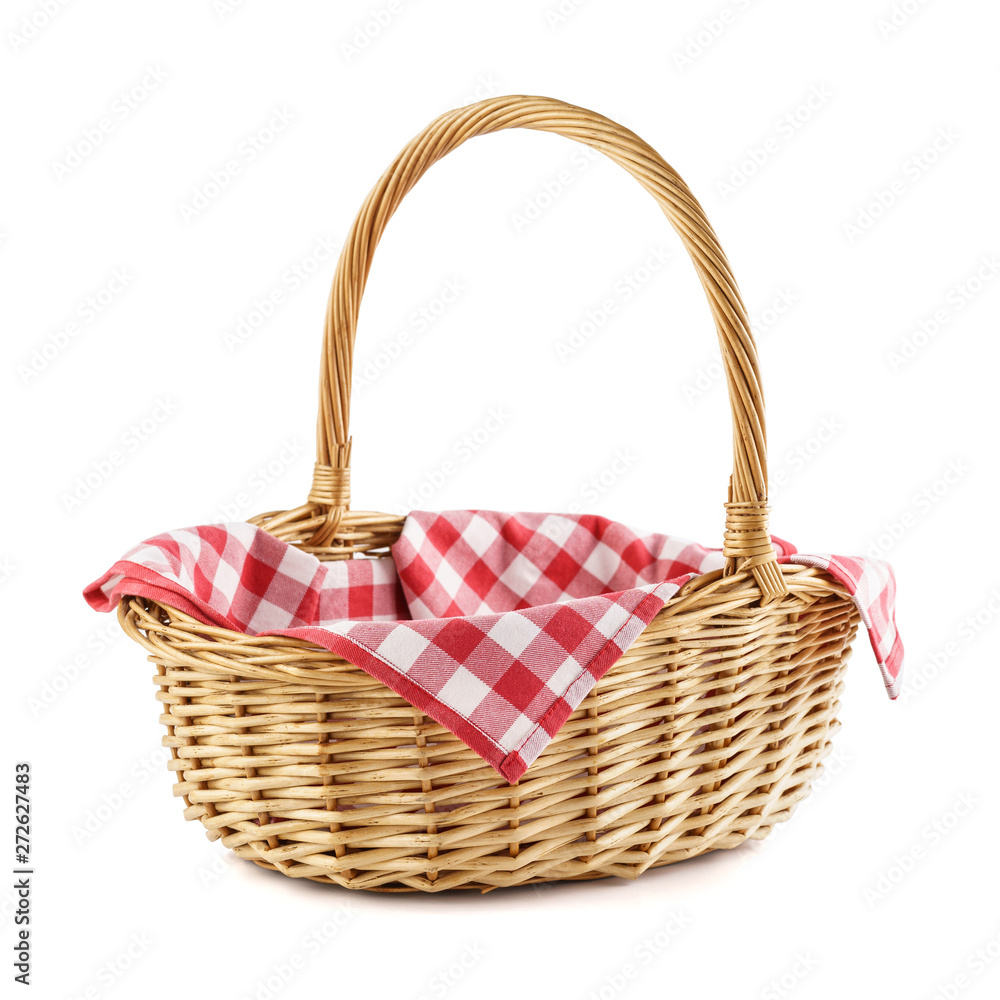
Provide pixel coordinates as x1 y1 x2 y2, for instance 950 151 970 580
118 96 860 892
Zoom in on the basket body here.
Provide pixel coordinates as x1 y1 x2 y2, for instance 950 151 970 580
122 560 859 892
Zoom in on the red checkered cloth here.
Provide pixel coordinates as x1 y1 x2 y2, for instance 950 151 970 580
84 511 902 782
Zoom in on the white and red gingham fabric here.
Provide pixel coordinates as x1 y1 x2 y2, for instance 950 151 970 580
84 511 902 782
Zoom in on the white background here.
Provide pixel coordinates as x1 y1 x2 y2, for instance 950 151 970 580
4 1 999 997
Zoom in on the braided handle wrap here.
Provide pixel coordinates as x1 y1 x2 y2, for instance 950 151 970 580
308 95 786 602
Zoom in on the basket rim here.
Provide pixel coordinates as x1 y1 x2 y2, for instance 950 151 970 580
118 561 849 681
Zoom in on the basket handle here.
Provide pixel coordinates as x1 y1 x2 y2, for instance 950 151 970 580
306 94 786 602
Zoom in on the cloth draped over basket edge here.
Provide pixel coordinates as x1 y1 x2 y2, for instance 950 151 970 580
83 510 902 782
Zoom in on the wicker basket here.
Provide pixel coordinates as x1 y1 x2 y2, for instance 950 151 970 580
118 95 861 892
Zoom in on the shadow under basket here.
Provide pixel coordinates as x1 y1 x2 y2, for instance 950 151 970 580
120 563 859 893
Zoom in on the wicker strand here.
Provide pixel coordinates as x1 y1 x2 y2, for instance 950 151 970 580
723 499 786 601
304 441 351 548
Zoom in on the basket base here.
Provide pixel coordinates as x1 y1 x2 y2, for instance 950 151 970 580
219 755 817 893
236 820 783 893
